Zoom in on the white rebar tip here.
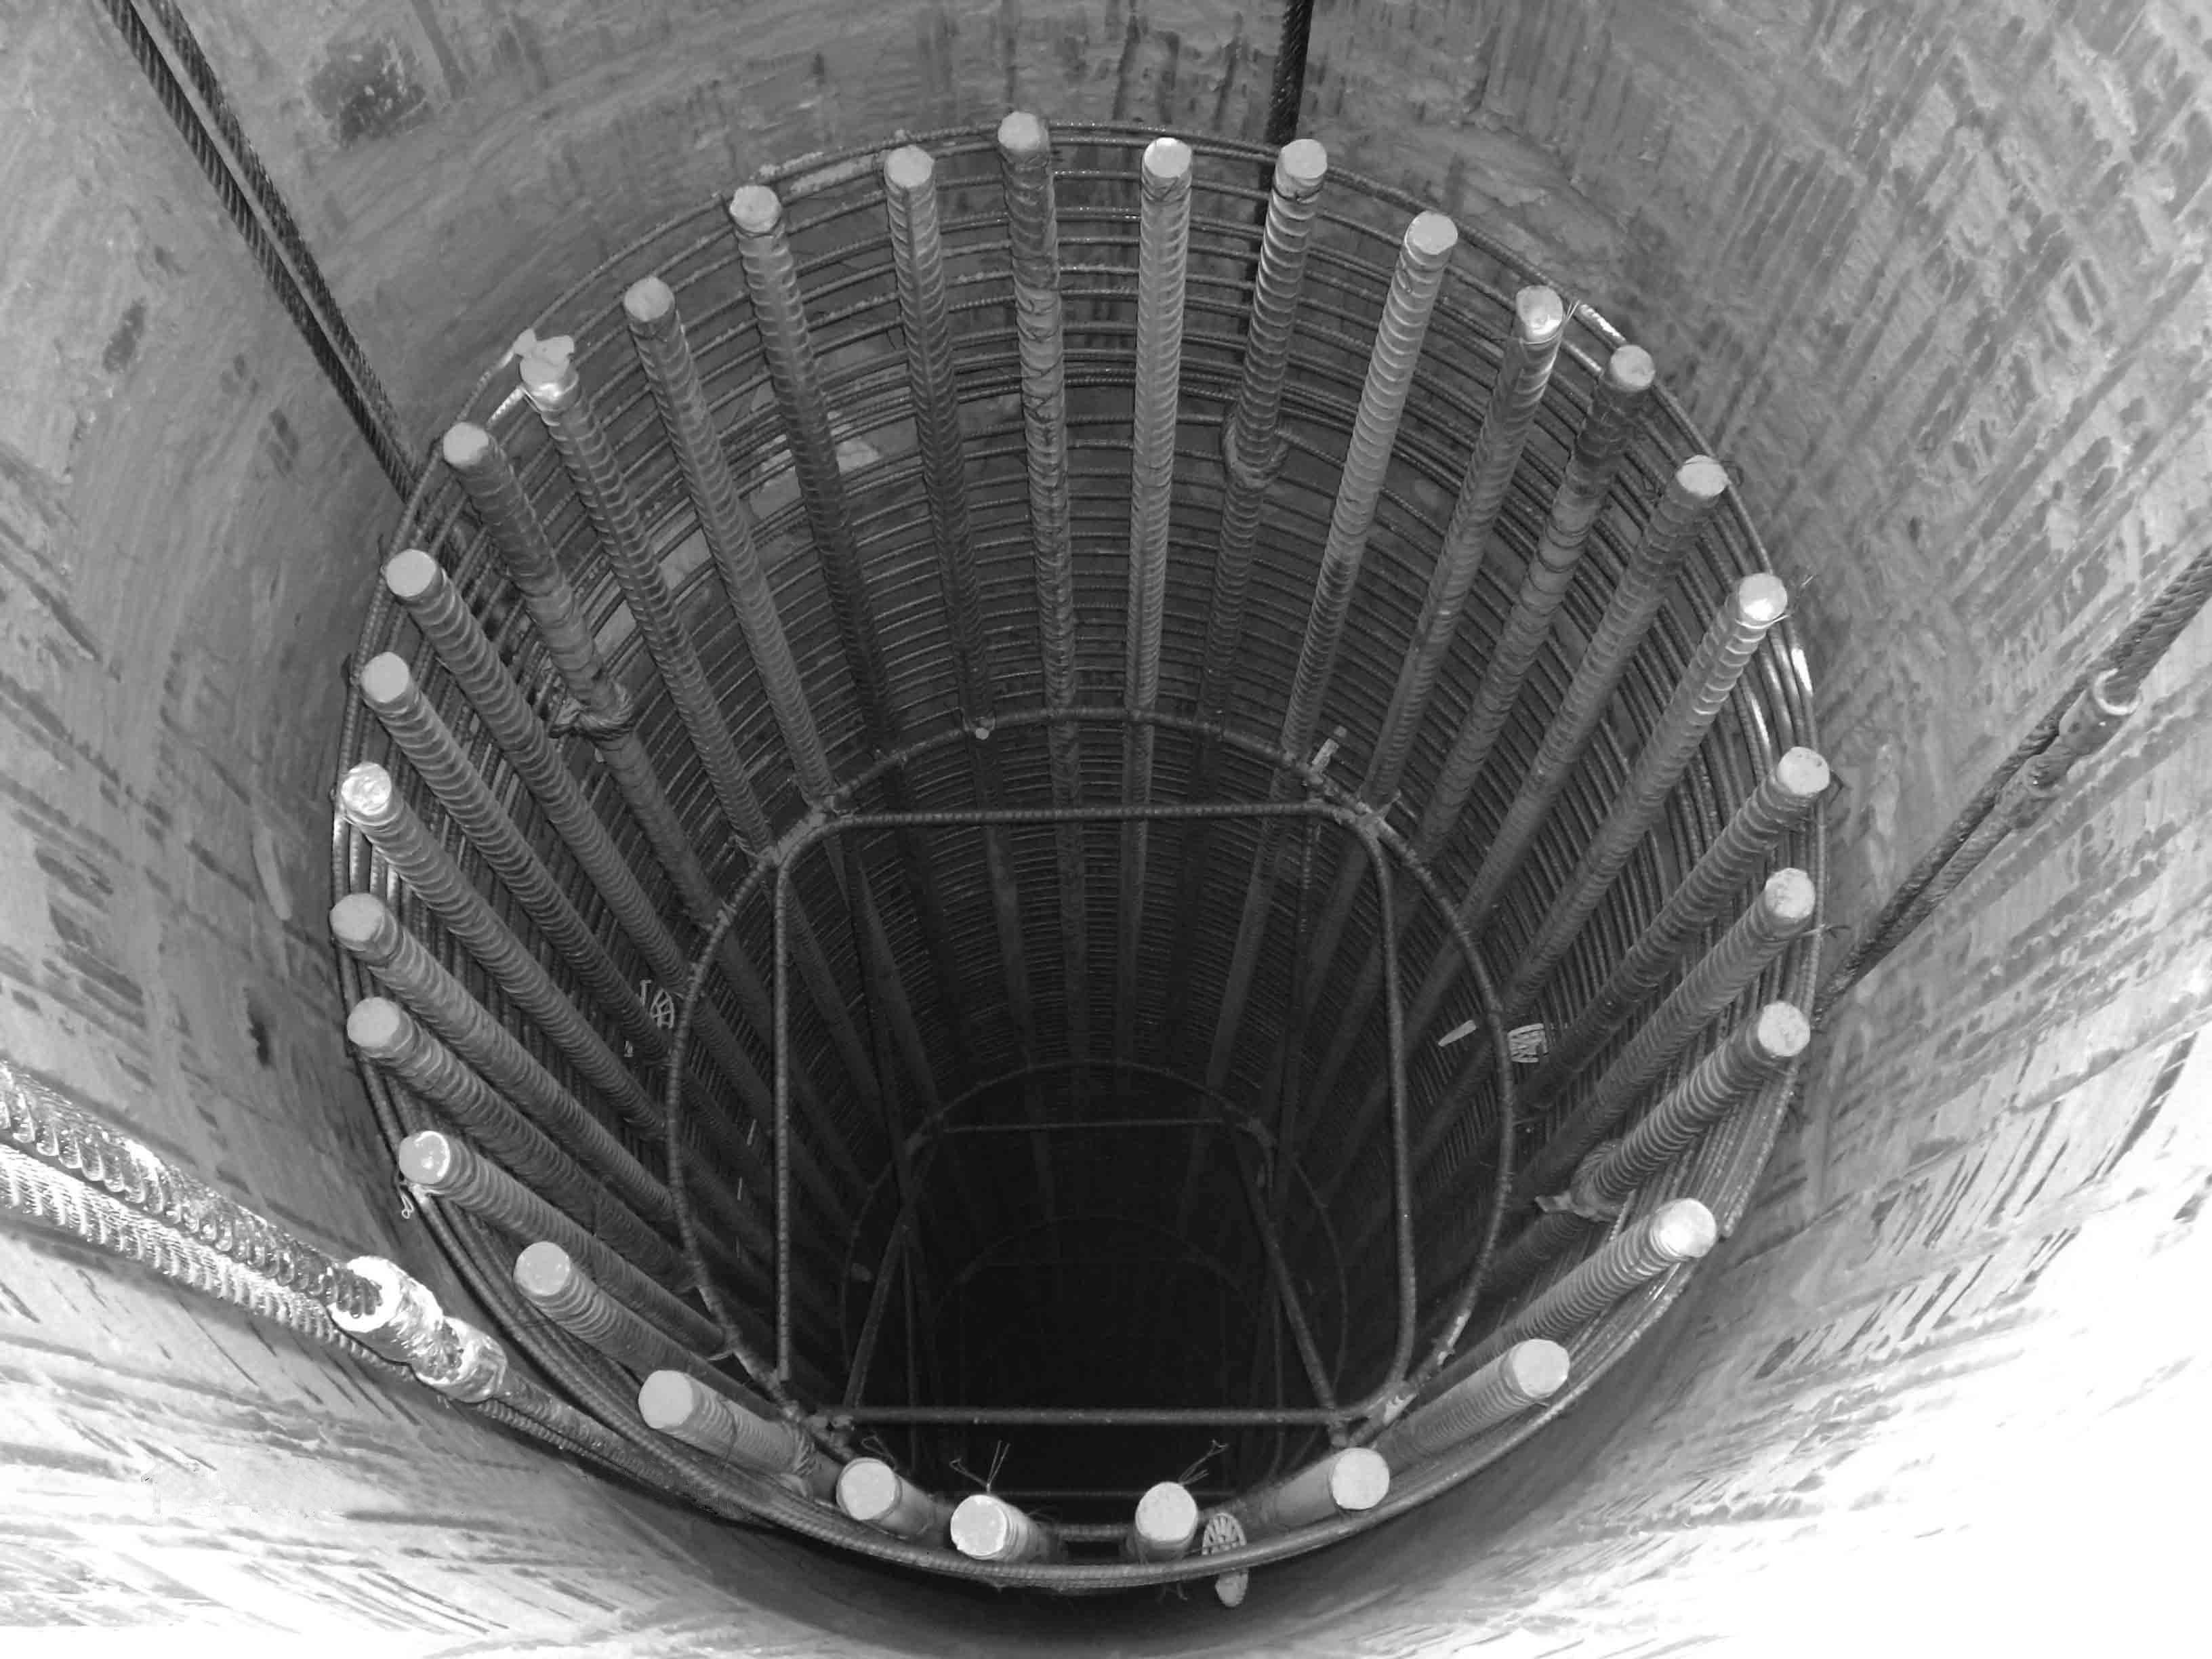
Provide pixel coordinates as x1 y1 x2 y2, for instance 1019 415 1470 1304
1328 1447 1391 1512
1516 286 1568 342
729 184 782 235
383 548 441 600
1134 1480 1200 1551
1677 454 1729 501
513 1241 577 1300
883 146 934 190
1651 1197 1721 1261
1276 137 1328 190
1143 136 1193 182
1763 867 1818 926
1406 210 1459 258
356 651 411 705
439 422 492 469
1754 1002 1813 1059
622 274 676 325
949 1492 1025 1560
1776 745 1830 799
1606 342 1656 392
1500 1337 1572 1401
836 1458 905 1525
996 110 1048 155
344 997 407 1054
1736 571 1790 626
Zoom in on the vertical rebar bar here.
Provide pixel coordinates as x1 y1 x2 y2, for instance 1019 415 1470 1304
516 1240 775 1401
1412 344 1656 862
348 996 677 1276
1517 868 1818 1199
999 110 1087 1103
1525 747 1828 1074
1374 1338 1566 1467
638 1370 834 1497
1431 1200 1716 1394
329 893 772 1259
1223 1447 1389 1538
1118 136 1194 1068
1124 1481 1201 1561
1504 572 1793 1006
396 1130 719 1351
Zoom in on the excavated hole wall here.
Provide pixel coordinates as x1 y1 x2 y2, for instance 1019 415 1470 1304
3 0 2209 1651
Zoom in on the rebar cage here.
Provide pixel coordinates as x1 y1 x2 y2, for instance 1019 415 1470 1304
331 120 1822 1586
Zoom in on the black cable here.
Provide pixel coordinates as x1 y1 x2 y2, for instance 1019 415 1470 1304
98 0 419 493
1264 0 1316 147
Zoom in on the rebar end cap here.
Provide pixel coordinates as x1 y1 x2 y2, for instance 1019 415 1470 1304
622 274 676 325
344 997 406 1054
1143 136 1193 183
729 184 782 235
996 110 1048 155
1135 1481 1200 1547
1330 1447 1391 1511
1677 455 1729 501
329 893 394 954
1754 1002 1814 1060
1652 1197 1720 1261
1406 210 1459 259
396 1130 457 1187
838 1458 903 1523
883 146 934 190
439 423 492 470
1776 746 1830 800
384 548 441 601
518 346 577 403
1277 138 1328 191
514 1240 578 1300
638 1368 713 1431
1737 571 1790 626
1500 1338 1572 1401
1763 866 1818 926
1516 286 1568 344
336 761 396 824
356 651 412 708
950 1493 1017 1559
1606 343 1657 392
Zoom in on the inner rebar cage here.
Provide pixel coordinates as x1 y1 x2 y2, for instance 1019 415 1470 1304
331 119 1822 1586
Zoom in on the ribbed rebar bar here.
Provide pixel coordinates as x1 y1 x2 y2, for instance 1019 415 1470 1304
1412 344 1656 861
0 1054 375 1315
1429 1200 1717 1395
639 1369 832 1496
516 1240 774 1401
1524 747 1829 1067
397 1129 718 1351
999 109 1087 1099
349 996 678 1277
1375 1339 1567 1467
1446 455 1732 937
1116 136 1194 1067
1223 1448 1391 1539
329 893 770 1260
520 339 781 822
1517 869 1818 1199
378 552 857 1220
1503 573 1793 1006
618 280 834 811
1206 209 1458 1096
358 652 668 1057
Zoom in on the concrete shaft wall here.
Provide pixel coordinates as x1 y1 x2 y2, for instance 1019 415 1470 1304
1 0 2207 1649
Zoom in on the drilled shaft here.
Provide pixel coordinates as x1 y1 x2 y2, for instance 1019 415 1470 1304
1414 344 1656 859
1117 136 1193 1065
349 996 678 1278
398 1128 720 1351
999 110 1086 1089
1376 1338 1568 1467
0 1056 377 1317
330 893 770 1258
1504 573 1794 1008
1433 1199 1717 1394
1518 869 1818 1199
